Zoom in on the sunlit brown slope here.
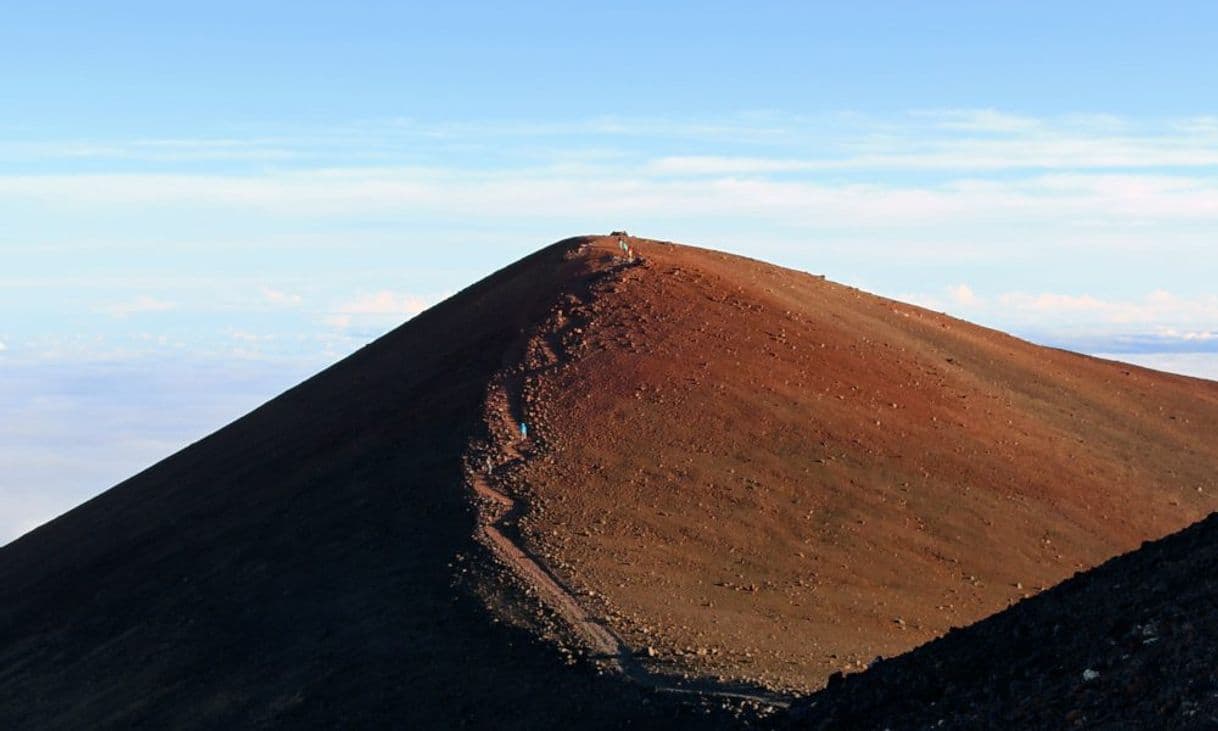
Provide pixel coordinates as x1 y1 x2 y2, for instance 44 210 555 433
499 235 1218 694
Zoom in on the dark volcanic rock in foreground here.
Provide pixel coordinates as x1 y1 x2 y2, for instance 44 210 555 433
782 511 1218 729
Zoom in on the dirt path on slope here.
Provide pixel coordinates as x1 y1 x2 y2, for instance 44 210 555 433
468 452 625 663
464 247 792 709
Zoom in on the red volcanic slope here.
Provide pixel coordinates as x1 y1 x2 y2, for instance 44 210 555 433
487 236 1218 693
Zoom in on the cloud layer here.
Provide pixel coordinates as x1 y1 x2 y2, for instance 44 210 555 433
4 109 1215 363
96 296 177 318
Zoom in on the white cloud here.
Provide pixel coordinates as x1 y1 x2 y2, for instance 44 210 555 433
1156 329 1218 342
228 330 275 343
323 291 439 330
947 284 981 307
897 284 983 314
898 286 1218 351
382 115 794 144
649 156 818 175
642 110 1218 175
4 116 1218 239
1171 116 1218 135
261 286 303 306
997 290 1218 326
0 138 297 163
913 108 1043 133
1096 353 1218 381
3 167 1216 235
337 291 433 315
648 139 1218 175
96 296 176 318
0 340 6 351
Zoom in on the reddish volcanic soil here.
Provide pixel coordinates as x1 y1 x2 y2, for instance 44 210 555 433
486 235 1218 694
1 234 1216 727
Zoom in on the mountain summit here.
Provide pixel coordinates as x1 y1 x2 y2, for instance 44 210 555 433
3 235 1216 727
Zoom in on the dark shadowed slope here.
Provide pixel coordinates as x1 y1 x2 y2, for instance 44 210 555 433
0 241 739 729
781 511 1218 729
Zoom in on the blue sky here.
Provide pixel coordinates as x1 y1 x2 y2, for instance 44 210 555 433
3 2 1217 542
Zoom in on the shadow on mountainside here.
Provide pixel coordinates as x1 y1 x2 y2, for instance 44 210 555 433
0 239 746 729
780 510 1218 729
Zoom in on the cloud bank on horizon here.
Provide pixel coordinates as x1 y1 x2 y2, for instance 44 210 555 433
3 1 1216 543
3 108 1216 367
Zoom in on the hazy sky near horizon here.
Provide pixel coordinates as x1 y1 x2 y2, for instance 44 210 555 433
3 2 1217 542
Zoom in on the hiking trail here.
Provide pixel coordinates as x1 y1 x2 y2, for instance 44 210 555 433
464 243 793 710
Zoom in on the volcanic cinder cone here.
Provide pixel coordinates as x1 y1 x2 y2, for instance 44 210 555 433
2 235 1216 728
